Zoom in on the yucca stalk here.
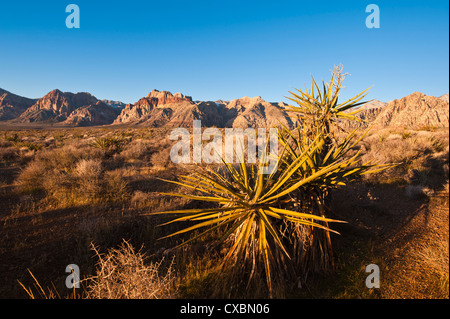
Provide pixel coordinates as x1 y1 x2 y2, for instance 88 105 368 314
286 65 371 135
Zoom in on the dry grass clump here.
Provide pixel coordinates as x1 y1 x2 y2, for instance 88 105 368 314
35 142 105 171
16 160 47 193
119 139 152 162
86 240 177 299
361 129 449 187
0 146 20 162
16 143 129 206
131 190 154 208
150 147 172 169
103 169 130 203
0 145 35 165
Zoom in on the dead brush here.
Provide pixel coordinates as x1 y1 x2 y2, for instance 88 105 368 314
86 240 177 299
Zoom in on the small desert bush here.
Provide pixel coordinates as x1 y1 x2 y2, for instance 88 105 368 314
0 140 13 148
34 143 104 172
0 146 20 163
17 160 46 193
17 144 102 194
150 147 172 168
86 240 176 299
119 139 151 161
103 169 130 203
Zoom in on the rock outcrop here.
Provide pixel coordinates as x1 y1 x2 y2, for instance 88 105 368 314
0 88 37 121
113 90 194 125
222 96 294 128
372 92 449 128
63 101 122 126
114 91 294 128
17 89 98 123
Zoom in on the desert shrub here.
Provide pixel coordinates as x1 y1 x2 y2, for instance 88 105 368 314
15 141 43 151
34 143 104 172
150 147 172 168
73 159 103 180
0 140 13 148
0 147 20 162
86 240 176 299
131 191 154 208
17 144 129 206
42 168 77 205
119 139 151 161
73 159 104 201
361 130 449 186
103 169 130 203
17 161 46 193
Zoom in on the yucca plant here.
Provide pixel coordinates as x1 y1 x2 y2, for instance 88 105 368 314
278 66 385 277
148 137 350 296
148 66 392 297
276 123 391 278
91 136 127 156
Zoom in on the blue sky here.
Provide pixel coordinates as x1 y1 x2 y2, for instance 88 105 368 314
0 0 448 104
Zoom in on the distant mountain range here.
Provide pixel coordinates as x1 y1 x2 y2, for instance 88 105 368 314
0 88 448 129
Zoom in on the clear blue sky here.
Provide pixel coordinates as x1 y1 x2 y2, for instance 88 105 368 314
0 0 448 104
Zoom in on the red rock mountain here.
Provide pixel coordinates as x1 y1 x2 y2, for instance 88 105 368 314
63 101 122 126
113 90 194 125
0 88 37 121
222 96 293 128
0 88 448 129
113 90 294 128
17 89 99 123
372 92 449 128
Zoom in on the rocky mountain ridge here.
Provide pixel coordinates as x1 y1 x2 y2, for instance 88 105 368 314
0 88 38 121
0 88 448 129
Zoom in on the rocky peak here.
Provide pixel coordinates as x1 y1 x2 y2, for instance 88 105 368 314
0 88 38 120
114 90 195 124
146 89 193 104
17 89 99 122
438 93 449 102
64 101 121 126
372 92 449 128
227 96 263 107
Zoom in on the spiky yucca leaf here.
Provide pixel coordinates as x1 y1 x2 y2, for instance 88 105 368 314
286 66 372 127
147 130 386 296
